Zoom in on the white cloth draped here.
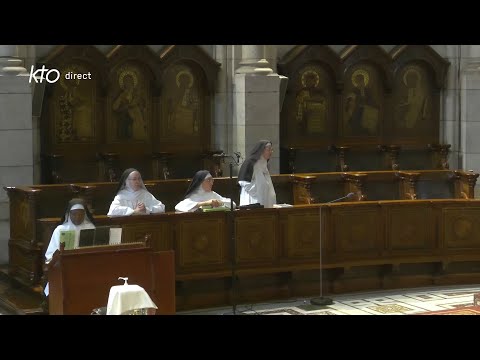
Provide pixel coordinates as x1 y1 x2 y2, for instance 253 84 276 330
106 284 157 315
239 157 276 208
44 214 95 296
107 188 165 216
175 187 235 212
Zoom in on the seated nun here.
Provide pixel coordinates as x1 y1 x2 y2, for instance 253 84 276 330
44 198 96 296
107 168 165 216
175 170 236 212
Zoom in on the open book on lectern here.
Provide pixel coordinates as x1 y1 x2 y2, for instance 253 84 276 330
79 226 122 248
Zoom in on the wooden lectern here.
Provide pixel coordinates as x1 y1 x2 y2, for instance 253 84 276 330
47 239 175 315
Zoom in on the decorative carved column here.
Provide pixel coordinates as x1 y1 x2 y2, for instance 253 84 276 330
43 154 64 184
330 145 350 171
152 152 172 180
378 145 401 170
97 152 120 182
453 170 479 199
293 175 316 204
428 144 451 170
396 171 420 200
342 173 367 201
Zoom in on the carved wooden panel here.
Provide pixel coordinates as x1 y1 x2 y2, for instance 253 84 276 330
285 211 321 258
40 45 107 183
384 203 433 251
177 217 225 267
38 45 219 183
443 208 480 248
278 45 449 173
52 63 97 144
9 243 40 285
121 222 172 251
332 205 381 255
235 214 276 263
10 193 34 242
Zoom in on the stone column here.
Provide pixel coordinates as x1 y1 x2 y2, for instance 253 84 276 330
461 48 480 198
0 45 32 264
235 45 273 75
234 45 281 174
0 45 28 75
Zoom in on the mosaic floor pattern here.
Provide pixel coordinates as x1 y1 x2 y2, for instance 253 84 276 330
178 284 480 315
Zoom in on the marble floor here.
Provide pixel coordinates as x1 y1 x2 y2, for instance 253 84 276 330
177 284 480 315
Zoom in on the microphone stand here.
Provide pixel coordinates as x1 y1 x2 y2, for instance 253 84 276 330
310 192 355 306
227 160 237 315
215 153 241 315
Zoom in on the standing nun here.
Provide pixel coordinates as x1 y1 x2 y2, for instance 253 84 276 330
175 170 235 212
237 140 277 208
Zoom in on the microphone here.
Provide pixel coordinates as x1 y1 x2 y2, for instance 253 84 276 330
326 192 355 203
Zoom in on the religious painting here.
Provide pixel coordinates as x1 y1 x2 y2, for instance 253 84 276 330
294 65 330 135
342 65 382 137
163 64 201 137
111 64 148 141
393 65 433 136
55 63 95 143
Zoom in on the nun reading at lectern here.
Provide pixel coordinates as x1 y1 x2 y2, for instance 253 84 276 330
175 170 235 212
237 140 277 208
107 168 165 216
44 198 96 296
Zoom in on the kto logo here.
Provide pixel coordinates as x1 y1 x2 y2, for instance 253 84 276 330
29 65 60 84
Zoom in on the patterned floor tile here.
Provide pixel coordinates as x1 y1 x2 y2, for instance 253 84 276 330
178 284 480 315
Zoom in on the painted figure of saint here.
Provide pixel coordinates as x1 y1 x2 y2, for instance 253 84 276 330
113 69 146 141
344 69 379 136
295 68 327 134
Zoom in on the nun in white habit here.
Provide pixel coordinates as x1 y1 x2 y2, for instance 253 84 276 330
175 170 236 212
237 140 277 208
44 198 96 296
107 168 165 216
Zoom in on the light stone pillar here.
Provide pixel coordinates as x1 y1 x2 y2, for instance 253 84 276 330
461 52 480 198
0 45 32 264
234 45 282 174
235 45 273 75
0 45 28 75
